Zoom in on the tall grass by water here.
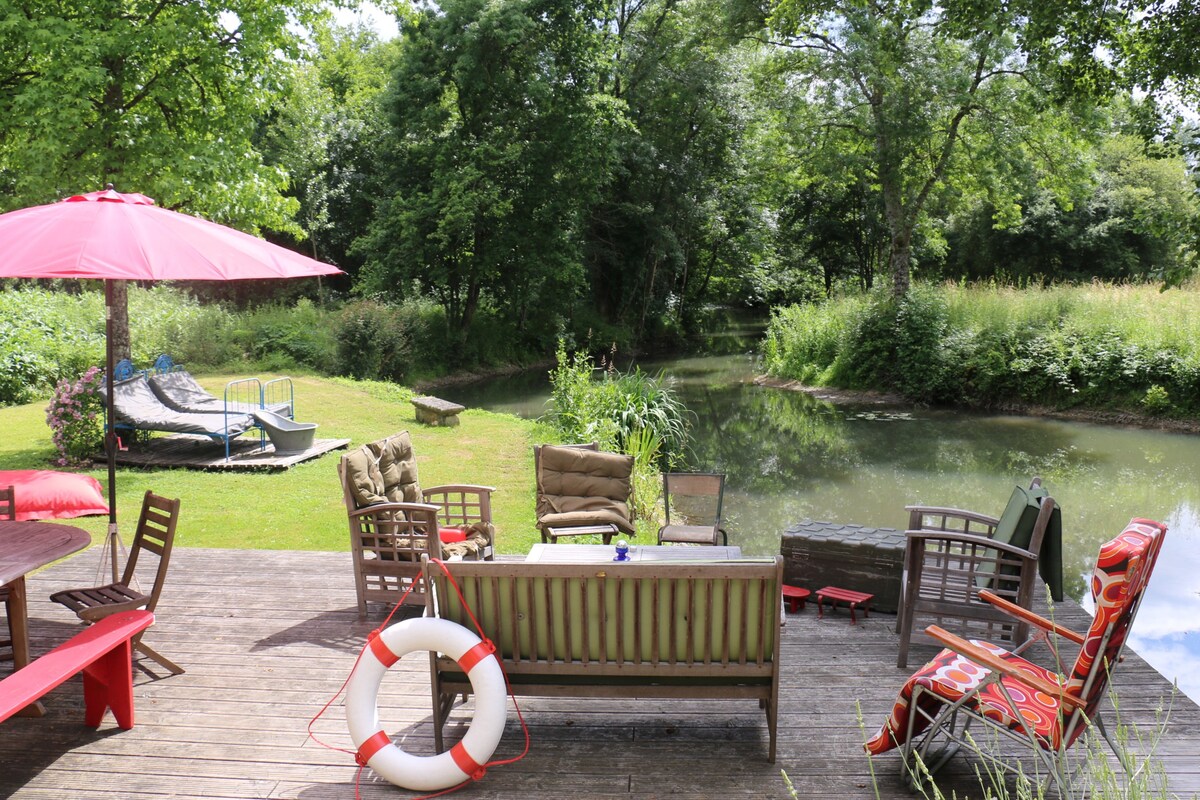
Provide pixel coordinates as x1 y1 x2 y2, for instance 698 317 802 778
764 281 1200 415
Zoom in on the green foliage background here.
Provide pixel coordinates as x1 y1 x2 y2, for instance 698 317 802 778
765 282 1200 414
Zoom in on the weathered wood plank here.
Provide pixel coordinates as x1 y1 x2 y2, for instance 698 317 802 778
0 547 1192 800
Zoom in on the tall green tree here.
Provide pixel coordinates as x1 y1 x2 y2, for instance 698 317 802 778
756 1 1052 297
261 21 401 277
584 0 755 335
357 0 622 343
0 0 323 357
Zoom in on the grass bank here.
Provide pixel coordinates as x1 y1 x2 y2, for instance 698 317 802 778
764 282 1200 417
0 374 550 554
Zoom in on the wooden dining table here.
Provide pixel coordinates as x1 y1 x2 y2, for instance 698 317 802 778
0 520 91 715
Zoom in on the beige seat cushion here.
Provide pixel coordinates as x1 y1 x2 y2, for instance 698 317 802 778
343 447 387 508
537 446 635 535
370 432 422 504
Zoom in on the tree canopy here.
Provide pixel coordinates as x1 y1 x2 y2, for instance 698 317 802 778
3 0 1199 365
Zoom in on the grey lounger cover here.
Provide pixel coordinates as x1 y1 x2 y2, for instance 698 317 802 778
148 371 291 416
111 374 255 436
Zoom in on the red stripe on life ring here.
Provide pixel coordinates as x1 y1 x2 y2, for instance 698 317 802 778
450 741 487 780
356 729 392 766
457 639 496 674
369 631 400 667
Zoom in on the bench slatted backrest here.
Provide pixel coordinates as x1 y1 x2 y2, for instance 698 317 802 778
426 558 782 678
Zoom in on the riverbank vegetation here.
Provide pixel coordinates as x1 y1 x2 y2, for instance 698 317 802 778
764 281 1200 416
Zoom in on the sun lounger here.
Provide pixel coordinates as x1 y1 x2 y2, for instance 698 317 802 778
108 374 259 459
148 370 292 417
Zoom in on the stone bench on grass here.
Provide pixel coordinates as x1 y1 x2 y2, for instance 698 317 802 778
410 395 465 427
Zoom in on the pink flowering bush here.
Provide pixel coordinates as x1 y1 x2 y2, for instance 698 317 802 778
45 366 105 466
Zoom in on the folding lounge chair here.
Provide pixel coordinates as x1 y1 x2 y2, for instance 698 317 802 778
866 518 1166 800
50 491 184 675
108 374 259 460
148 370 293 417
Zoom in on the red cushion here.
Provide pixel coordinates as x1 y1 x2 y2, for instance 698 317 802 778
0 470 109 521
438 526 468 544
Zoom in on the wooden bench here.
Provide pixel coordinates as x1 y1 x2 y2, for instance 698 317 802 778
815 585 874 624
424 556 783 762
410 395 465 427
0 610 154 727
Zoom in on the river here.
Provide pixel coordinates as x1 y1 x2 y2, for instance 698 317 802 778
442 334 1200 705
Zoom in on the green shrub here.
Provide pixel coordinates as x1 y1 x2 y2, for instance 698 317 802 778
766 281 1200 414
544 341 691 465
1141 384 1172 415
333 298 442 382
830 292 901 390
235 298 338 371
0 348 46 406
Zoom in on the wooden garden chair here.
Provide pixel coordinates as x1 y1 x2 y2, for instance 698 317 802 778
896 477 1061 667
49 490 184 675
658 472 727 546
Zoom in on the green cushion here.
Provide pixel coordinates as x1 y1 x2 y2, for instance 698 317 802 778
971 484 1065 601
433 572 777 665
992 484 1047 549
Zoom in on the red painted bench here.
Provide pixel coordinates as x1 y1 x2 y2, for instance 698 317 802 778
0 610 154 727
815 586 874 624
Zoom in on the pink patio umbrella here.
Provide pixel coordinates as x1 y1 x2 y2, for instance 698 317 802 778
0 188 343 574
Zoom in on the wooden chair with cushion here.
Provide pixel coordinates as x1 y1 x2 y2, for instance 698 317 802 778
896 477 1062 668
534 443 635 544
1 486 15 664
49 490 184 675
658 472 727 546
338 431 495 617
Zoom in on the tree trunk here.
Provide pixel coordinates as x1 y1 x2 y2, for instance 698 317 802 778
889 230 911 298
109 280 132 362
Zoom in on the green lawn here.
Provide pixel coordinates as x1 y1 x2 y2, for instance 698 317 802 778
0 374 551 555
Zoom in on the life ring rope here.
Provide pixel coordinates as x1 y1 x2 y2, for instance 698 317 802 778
306 557 530 799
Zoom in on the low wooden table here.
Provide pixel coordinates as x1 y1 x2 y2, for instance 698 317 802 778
0 520 91 716
526 543 742 563
815 585 874 624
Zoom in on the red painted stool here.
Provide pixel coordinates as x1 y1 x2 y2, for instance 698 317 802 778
781 585 811 613
816 586 874 624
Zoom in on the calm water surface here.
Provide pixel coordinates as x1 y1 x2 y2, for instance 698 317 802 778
445 346 1200 704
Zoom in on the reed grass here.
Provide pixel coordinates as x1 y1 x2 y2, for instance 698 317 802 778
764 282 1200 413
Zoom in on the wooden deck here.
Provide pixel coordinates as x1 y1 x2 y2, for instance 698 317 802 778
2 548 1197 799
111 435 350 471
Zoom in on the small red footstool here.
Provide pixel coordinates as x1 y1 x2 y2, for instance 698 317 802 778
815 586 874 624
781 585 811 613
782 582 811 614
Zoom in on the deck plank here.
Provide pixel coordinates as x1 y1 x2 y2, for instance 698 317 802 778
0 547 1193 799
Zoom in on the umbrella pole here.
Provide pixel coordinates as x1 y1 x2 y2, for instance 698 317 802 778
104 282 120 584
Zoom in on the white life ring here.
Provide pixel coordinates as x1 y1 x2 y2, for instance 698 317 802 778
345 617 507 792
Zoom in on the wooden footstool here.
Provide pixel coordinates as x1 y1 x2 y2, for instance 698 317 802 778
781 585 811 613
816 586 874 624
